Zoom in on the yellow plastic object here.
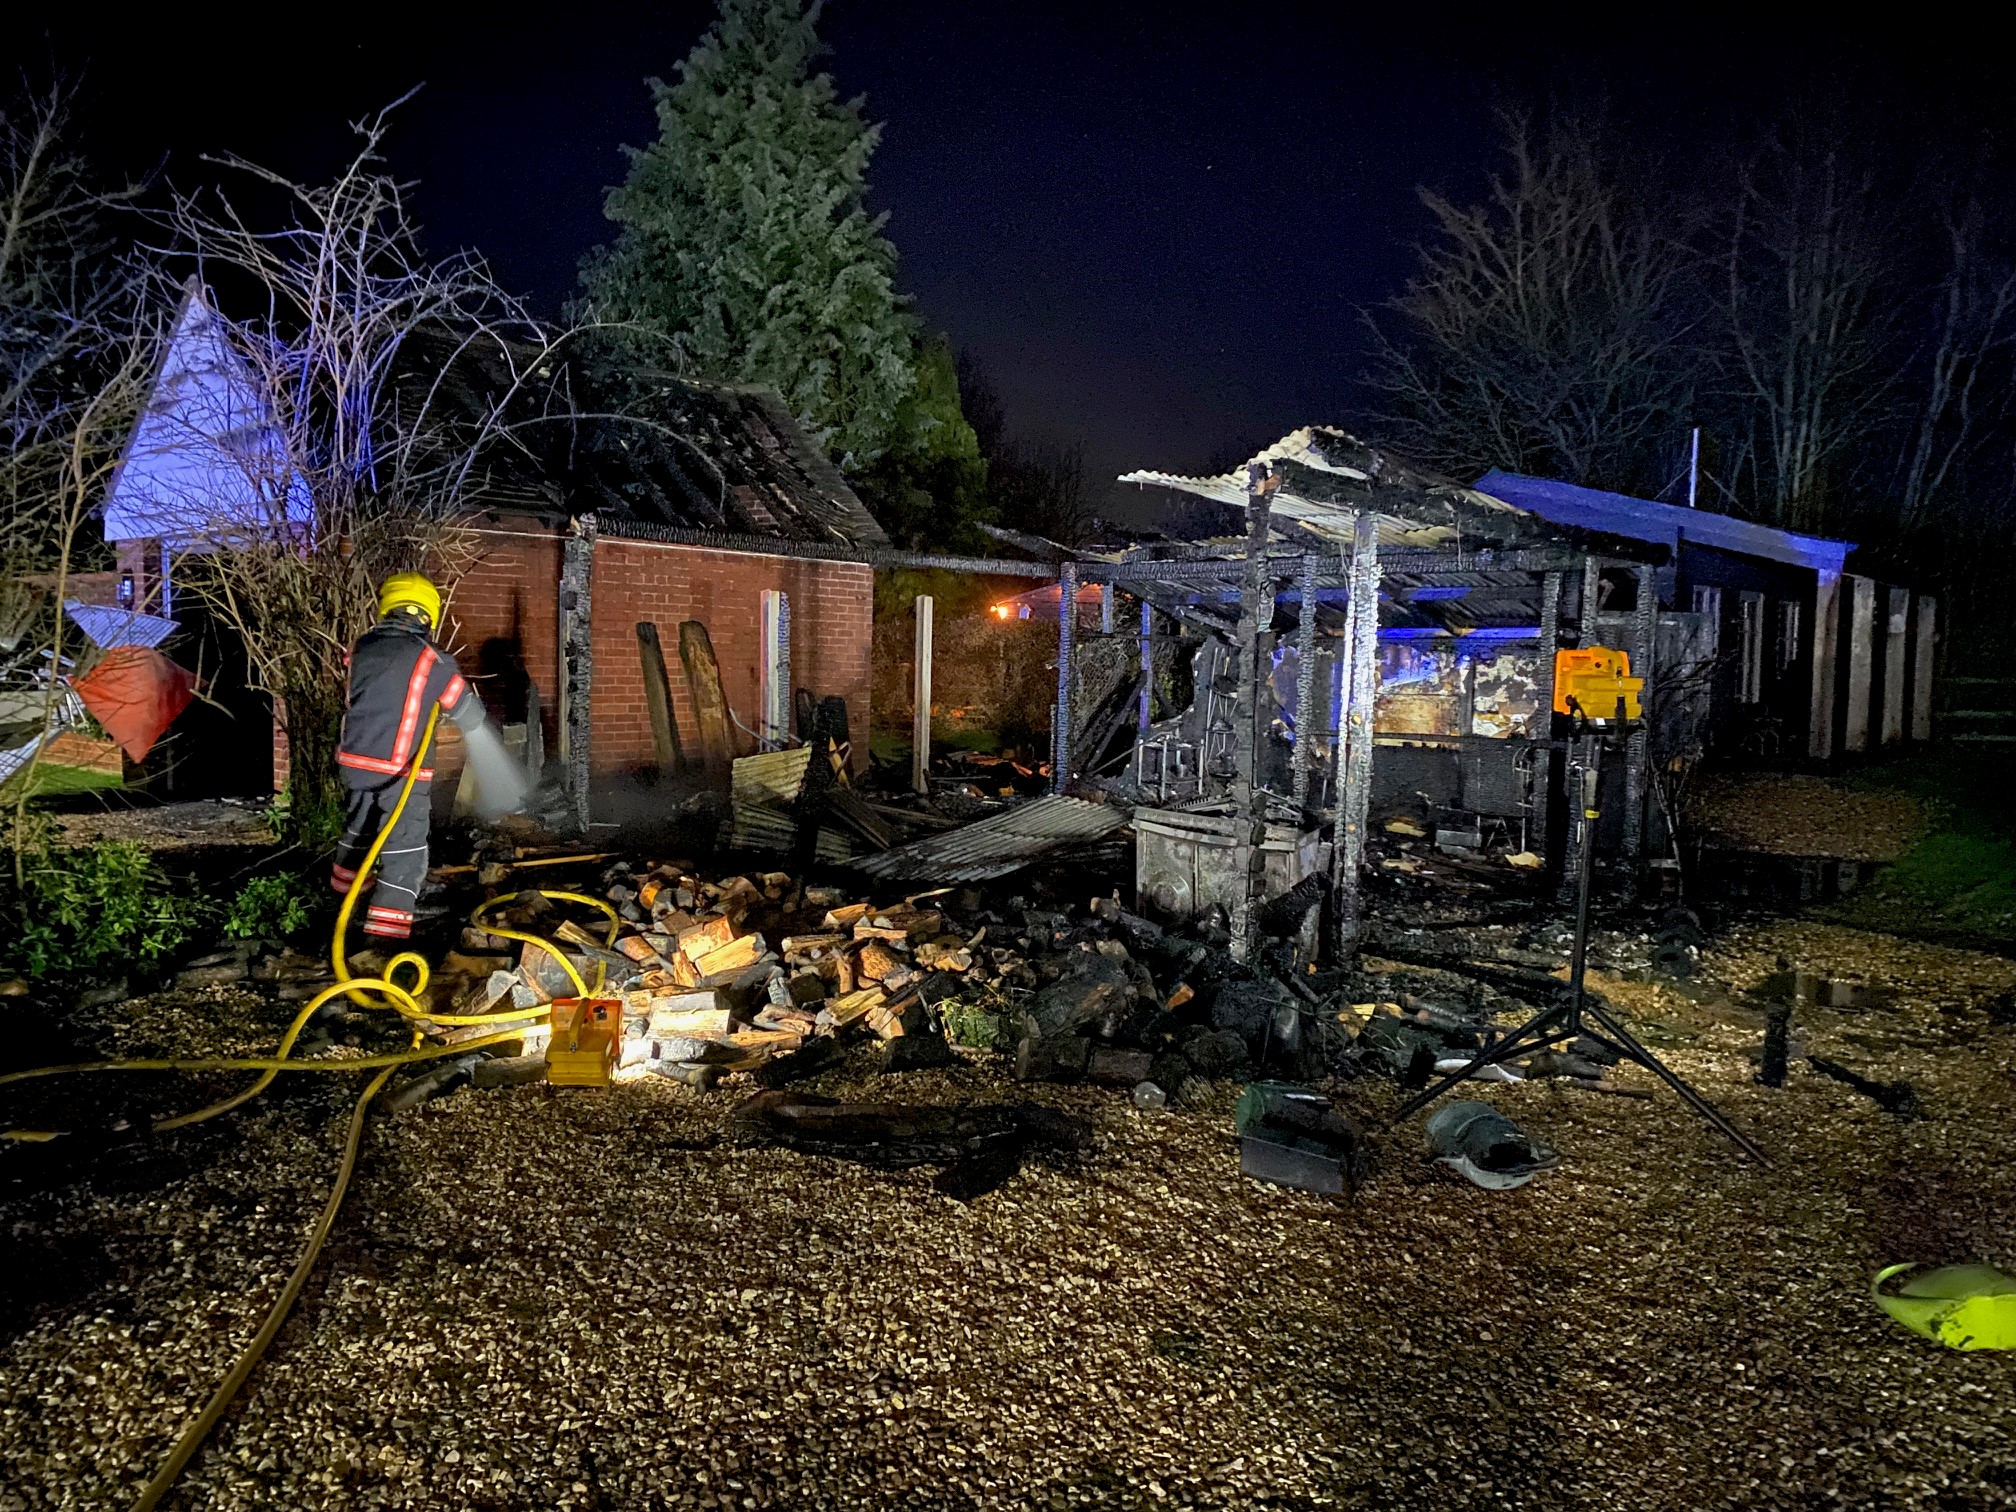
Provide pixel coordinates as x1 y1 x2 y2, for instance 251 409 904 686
1554 646 1644 721
545 998 621 1086
1873 1263 2016 1351
376 570 442 627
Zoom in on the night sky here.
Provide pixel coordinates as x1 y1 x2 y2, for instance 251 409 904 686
14 7 2002 509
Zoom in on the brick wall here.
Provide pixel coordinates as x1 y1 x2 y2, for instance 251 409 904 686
440 519 873 781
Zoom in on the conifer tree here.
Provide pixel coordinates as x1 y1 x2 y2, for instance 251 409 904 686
582 0 918 467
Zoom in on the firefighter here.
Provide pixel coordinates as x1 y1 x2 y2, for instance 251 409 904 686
329 573 487 941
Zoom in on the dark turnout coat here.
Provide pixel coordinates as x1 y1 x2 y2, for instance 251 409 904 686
337 618 481 785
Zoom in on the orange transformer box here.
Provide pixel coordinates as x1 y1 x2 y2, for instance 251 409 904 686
1553 647 1644 722
544 997 622 1087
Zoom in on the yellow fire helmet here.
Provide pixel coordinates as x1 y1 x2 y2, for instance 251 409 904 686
377 572 442 629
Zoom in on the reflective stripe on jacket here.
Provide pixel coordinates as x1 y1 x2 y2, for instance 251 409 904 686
337 619 471 782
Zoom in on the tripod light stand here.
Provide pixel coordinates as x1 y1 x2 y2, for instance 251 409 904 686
1382 722 1768 1164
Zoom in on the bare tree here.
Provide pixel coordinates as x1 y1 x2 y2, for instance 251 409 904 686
127 98 573 838
1365 111 1690 491
1710 127 1897 534
0 72 142 426
1890 202 2016 532
0 73 153 870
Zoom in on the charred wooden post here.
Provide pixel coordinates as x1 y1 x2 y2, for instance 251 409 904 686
559 516 595 834
1231 463 1279 962
1331 512 1379 961
1290 550 1321 813
1622 562 1656 859
1559 554 1601 902
911 594 934 794
1580 553 1603 631
1536 569 1563 866
1138 598 1154 733
1050 560 1078 795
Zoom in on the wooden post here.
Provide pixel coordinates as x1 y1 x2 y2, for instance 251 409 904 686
1558 555 1593 905
1138 598 1154 733
1331 512 1379 961
911 594 934 795
678 620 735 773
1231 464 1278 963
758 589 790 747
1290 551 1321 813
636 622 685 777
1536 569 1563 865
1881 586 1910 747
1050 561 1078 794
1844 575 1875 753
1581 554 1604 634
1808 569 1843 759
560 517 595 834
1911 595 1938 741
1622 562 1656 859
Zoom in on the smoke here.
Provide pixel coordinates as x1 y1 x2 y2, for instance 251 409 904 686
457 720 530 820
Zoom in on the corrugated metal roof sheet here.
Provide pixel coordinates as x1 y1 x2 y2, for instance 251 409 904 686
1473 470 1855 574
65 601 178 650
1119 426 1534 549
851 796 1131 883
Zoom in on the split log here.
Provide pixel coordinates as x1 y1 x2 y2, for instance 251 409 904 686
694 931 765 979
677 916 738 962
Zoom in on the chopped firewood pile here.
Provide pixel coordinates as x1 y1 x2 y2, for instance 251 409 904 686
422 850 1353 1115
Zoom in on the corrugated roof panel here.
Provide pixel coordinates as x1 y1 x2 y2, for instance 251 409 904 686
65 602 178 650
1473 469 1855 574
851 796 1131 883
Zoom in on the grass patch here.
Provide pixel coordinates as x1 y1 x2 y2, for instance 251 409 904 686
1823 750 2016 951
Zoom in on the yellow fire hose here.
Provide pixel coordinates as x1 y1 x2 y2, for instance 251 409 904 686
0 707 620 1510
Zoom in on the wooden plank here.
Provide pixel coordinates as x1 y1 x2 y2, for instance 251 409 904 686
678 619 736 771
636 622 686 776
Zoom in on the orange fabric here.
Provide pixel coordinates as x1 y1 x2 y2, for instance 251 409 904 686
70 646 197 762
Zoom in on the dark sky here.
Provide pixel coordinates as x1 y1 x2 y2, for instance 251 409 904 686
15 6 2002 508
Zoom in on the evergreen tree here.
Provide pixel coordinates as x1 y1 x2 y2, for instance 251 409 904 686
854 332 992 550
581 0 918 467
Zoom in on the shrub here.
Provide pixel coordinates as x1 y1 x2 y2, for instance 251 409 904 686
5 839 210 979
224 871 322 942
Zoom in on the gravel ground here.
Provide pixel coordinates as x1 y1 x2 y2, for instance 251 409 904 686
1687 774 1927 862
4 918 2015 1511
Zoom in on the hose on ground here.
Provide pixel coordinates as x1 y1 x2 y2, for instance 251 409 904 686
0 703 622 1510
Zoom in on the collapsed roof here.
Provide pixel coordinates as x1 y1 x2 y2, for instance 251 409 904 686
398 329 889 549
1110 427 1661 638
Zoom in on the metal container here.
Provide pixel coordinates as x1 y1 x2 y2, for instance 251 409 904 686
1133 805 1322 924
